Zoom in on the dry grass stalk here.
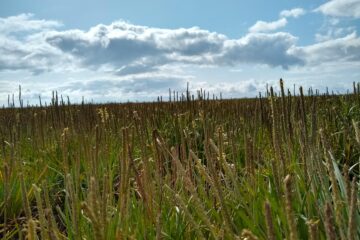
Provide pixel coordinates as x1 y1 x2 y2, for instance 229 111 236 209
299 87 308 138
279 79 288 141
33 184 47 240
324 202 337 240
42 181 60 240
101 173 109 228
343 164 351 204
20 173 32 220
2 162 10 229
152 130 166 240
320 129 345 238
65 174 79 238
347 178 358 240
119 128 131 221
306 219 319 240
44 208 59 240
264 201 276 240
270 87 286 177
26 219 37 240
284 175 298 240
270 159 281 195
352 119 360 146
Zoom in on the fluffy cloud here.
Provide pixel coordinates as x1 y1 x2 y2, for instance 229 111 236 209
315 26 356 42
43 20 303 71
0 35 68 74
0 13 62 34
280 8 306 18
316 0 360 18
1 14 359 74
294 32 360 64
45 23 226 67
220 32 303 69
248 18 287 33
248 8 305 34
0 14 71 74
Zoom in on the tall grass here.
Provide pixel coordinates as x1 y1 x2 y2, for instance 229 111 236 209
0 81 359 239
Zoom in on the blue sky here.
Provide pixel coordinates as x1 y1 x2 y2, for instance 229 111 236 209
0 0 360 104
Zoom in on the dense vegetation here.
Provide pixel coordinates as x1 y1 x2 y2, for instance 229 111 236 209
0 80 359 239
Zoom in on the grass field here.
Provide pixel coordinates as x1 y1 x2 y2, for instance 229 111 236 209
0 80 359 239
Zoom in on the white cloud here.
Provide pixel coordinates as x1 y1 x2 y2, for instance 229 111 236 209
316 0 360 18
294 32 360 64
44 19 303 71
44 23 227 69
248 18 287 33
220 32 303 69
280 8 306 18
0 13 62 34
1 14 359 75
1 13 360 103
0 34 70 74
248 8 305 35
315 26 356 42
0 14 71 74
314 14 356 43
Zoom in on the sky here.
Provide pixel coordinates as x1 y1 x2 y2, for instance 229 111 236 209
0 0 360 105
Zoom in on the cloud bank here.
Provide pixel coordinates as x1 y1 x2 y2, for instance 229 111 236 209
0 10 359 103
1 13 358 77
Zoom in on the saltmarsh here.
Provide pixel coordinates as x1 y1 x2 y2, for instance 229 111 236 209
0 80 359 239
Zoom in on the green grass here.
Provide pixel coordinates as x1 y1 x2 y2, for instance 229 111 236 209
0 80 359 239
